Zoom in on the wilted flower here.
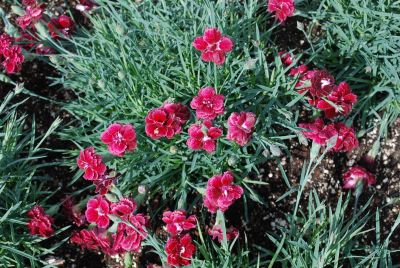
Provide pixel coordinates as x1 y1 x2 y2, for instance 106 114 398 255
299 118 337 145
332 122 358 152
111 198 137 220
17 5 43 29
76 0 97 12
208 225 239 243
62 196 85 227
113 213 149 252
226 111 256 146
101 123 137 157
204 171 243 213
268 0 295 23
343 166 376 189
316 82 357 119
190 87 225 120
192 27 234 65
85 196 110 228
166 234 196 267
187 121 223 153
27 205 54 237
162 210 197 235
71 228 110 252
289 64 308 76
77 147 107 181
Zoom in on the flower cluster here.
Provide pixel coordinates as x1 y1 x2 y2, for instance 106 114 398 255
343 166 376 189
162 210 197 267
268 0 295 23
0 34 25 74
192 28 234 65
27 205 54 237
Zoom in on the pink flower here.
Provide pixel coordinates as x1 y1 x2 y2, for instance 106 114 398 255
299 118 337 145
0 34 13 55
22 0 37 6
190 87 225 120
208 225 239 243
27 205 54 237
268 0 295 23
204 171 243 213
17 5 43 29
343 166 376 189
162 210 197 235
111 198 137 219
332 123 358 152
316 82 357 119
77 147 107 181
2 45 24 74
114 213 149 252
85 196 110 228
71 228 110 252
226 112 256 146
101 123 137 156
278 51 293 65
145 103 189 139
62 196 85 227
187 121 222 153
192 28 234 65
166 234 196 267
48 15 74 39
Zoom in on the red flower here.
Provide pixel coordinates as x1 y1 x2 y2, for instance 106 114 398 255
289 64 308 76
343 166 376 189
226 111 256 146
192 28 234 65
27 205 54 237
101 123 137 156
187 121 222 153
278 51 293 66
114 213 149 252
309 70 335 98
332 122 358 152
62 196 85 227
17 5 43 29
85 196 110 228
77 147 107 181
111 198 137 220
162 210 197 235
299 118 337 145
71 228 110 251
316 82 357 119
268 0 295 23
22 0 37 6
48 15 74 39
208 225 239 243
166 234 196 267
145 103 189 139
0 34 13 55
190 87 225 120
204 171 243 213
2 45 24 74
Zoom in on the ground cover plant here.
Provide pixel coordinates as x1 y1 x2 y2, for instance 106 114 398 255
0 0 399 267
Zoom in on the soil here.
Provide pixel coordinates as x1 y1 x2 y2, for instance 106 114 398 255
0 4 399 268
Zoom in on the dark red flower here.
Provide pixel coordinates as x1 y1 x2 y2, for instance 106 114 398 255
278 51 293 66
85 196 110 228
190 87 225 120
62 196 85 227
70 228 110 251
48 15 74 39
226 111 256 146
17 5 43 30
113 213 149 252
299 118 337 145
316 82 357 119
77 147 107 181
93 172 118 195
22 0 37 6
35 44 55 54
145 103 189 140
208 225 239 243
332 122 358 152
187 121 222 153
111 198 137 220
309 70 335 98
162 210 197 235
192 28 234 65
2 45 24 74
289 64 308 76
343 166 376 189
101 123 137 156
27 205 54 237
204 171 243 213
268 0 295 23
166 234 196 267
